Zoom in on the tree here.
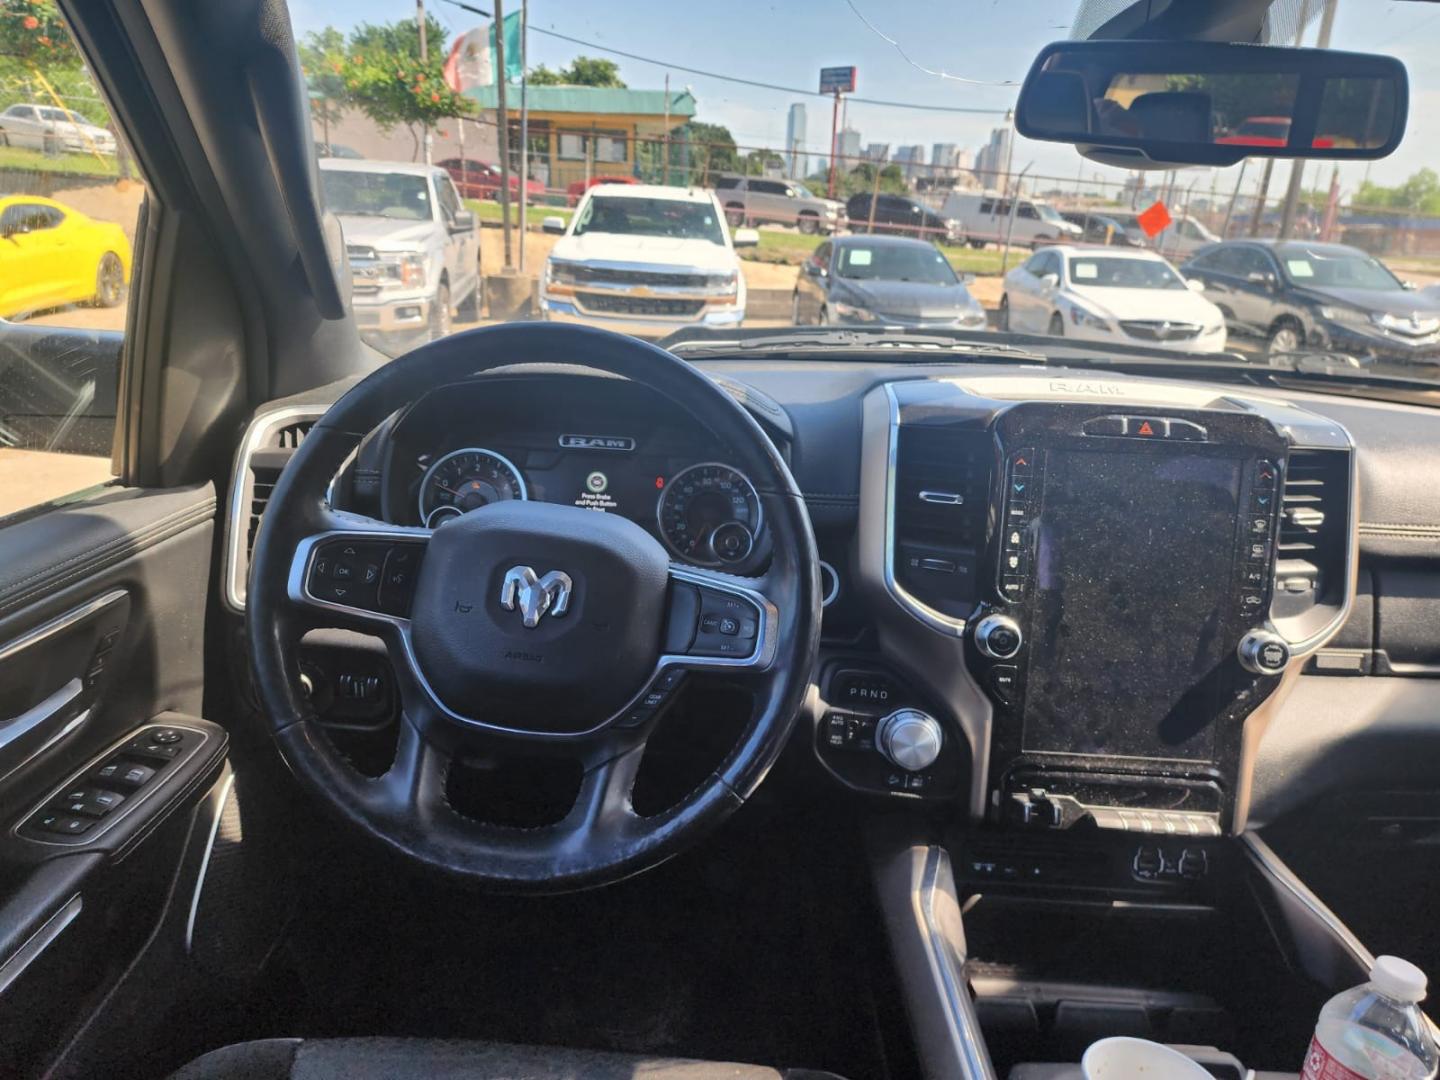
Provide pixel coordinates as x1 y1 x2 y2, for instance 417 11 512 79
527 56 625 88
1355 168 1440 214
680 120 738 181
0 0 73 65
298 19 473 160
0 0 114 130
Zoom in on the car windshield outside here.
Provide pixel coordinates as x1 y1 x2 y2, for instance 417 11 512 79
320 171 432 220
572 195 725 245
1280 248 1404 290
7 0 1440 384
37 107 90 124
1069 257 1186 290
837 243 959 285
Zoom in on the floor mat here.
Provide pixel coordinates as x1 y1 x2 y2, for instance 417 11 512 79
258 796 897 1079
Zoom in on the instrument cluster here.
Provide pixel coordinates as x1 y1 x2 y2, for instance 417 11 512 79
381 377 768 571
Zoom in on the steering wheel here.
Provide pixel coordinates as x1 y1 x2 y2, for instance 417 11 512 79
246 324 821 891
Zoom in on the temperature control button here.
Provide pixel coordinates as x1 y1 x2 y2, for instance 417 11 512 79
1238 630 1290 675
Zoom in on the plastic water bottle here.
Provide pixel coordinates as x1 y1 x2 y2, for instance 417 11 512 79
1301 956 1439 1080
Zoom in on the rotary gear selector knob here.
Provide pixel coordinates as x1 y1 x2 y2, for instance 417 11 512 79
975 613 1023 660
875 709 943 772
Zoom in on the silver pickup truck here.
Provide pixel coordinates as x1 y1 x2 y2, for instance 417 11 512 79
712 175 847 235
318 159 481 354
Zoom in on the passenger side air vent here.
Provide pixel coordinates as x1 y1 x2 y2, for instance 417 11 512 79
892 426 992 618
1273 448 1350 622
226 413 321 610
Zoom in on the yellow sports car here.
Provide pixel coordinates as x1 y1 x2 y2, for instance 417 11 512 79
0 195 132 318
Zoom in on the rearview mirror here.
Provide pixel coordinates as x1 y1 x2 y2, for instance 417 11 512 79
541 215 567 236
1015 40 1407 168
733 227 760 248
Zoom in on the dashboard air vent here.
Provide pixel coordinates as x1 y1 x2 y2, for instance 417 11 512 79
892 426 991 617
1273 448 1349 619
227 413 321 610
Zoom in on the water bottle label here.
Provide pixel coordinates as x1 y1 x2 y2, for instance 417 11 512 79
1304 1037 1372 1080
1303 1033 1433 1080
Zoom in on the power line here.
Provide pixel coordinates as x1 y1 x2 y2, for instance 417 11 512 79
435 0 1010 115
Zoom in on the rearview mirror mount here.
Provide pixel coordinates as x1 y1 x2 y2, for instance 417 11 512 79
1015 40 1408 169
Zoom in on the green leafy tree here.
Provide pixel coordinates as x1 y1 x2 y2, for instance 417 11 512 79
1355 168 1440 214
299 19 472 160
679 120 738 181
0 0 113 129
528 56 625 88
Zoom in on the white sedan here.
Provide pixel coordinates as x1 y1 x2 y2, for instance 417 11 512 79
1001 246 1227 352
0 103 117 155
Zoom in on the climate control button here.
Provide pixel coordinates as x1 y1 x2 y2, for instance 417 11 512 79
1238 630 1290 675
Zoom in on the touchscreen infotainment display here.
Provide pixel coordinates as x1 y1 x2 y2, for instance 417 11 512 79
1023 450 1243 762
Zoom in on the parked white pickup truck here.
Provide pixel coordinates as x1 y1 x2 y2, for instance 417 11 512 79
539 184 757 340
318 159 481 354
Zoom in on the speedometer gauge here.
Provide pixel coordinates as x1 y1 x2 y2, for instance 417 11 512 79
657 462 762 565
418 447 527 528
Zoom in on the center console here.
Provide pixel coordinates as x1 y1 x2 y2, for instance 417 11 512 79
854 374 1355 836
969 402 1289 836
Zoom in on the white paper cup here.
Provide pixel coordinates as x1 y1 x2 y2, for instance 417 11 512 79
1081 1037 1214 1080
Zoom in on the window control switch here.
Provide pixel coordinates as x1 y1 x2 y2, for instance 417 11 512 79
92 760 155 789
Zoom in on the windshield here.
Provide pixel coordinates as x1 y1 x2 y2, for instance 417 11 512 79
572 196 725 245
1068 257 1186 290
1280 249 1404 290
321 172 432 220
38 107 90 124
14 0 1430 390
837 244 959 285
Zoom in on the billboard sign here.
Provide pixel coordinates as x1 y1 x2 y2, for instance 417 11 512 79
819 66 857 94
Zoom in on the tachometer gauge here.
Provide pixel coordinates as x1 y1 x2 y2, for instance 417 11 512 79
418 447 527 528
657 462 762 565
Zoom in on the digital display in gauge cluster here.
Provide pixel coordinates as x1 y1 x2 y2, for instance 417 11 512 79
414 435 763 567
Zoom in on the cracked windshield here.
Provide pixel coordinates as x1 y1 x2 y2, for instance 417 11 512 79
4 0 1440 508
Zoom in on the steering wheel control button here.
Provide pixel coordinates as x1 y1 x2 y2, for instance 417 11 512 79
975 614 1023 660
378 544 426 616
688 589 762 658
1238 630 1290 675
664 585 702 653
875 709 943 772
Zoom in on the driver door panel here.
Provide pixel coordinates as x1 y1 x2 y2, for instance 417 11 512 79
0 482 226 1079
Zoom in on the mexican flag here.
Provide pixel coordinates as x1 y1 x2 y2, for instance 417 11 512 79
442 12 521 92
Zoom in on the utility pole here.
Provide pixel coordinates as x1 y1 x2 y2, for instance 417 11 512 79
662 73 671 186
1249 158 1276 237
827 89 842 198
416 0 432 164
517 0 529 272
1279 0 1336 238
1223 159 1249 238
494 0 513 270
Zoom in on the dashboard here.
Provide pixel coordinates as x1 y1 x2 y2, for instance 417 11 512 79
368 374 770 572
231 355 1440 861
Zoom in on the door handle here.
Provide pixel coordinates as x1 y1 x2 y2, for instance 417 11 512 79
0 678 87 787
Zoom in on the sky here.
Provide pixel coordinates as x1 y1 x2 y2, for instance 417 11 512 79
287 0 1440 197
